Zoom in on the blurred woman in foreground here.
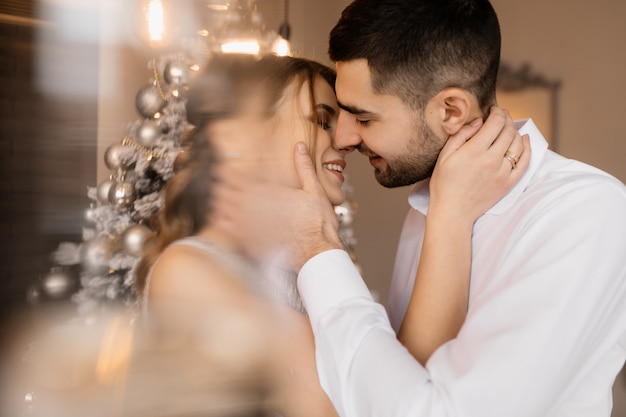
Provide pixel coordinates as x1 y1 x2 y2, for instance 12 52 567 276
136 53 345 417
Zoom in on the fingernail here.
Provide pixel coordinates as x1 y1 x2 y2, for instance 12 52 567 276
297 142 307 154
470 118 482 127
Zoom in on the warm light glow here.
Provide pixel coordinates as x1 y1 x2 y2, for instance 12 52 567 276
221 40 261 54
147 0 165 42
207 4 229 10
95 315 134 385
272 37 291 56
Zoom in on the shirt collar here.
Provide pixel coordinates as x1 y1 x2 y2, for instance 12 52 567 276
408 118 549 216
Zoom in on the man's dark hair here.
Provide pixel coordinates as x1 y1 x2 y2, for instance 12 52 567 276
329 0 501 114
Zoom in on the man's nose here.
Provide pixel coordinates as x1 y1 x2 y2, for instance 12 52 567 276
333 110 360 153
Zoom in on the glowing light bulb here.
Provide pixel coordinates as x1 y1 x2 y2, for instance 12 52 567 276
133 0 204 50
147 0 165 43
272 37 291 56
133 0 172 48
221 40 260 54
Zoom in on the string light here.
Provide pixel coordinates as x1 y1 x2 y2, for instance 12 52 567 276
273 0 291 56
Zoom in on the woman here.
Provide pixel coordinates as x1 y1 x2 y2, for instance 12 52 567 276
135 54 345 417
136 53 528 416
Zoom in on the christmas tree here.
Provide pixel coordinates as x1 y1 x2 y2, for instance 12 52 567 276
39 54 191 314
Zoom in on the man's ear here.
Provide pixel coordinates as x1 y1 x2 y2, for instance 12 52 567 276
425 88 479 136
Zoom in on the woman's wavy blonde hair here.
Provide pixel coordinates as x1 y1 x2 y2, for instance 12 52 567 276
135 54 336 297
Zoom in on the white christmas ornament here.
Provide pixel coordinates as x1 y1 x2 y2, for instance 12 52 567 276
41 268 75 299
81 236 113 275
335 203 354 227
84 205 97 224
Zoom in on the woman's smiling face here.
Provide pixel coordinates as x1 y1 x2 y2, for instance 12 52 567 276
272 75 345 206
209 75 345 207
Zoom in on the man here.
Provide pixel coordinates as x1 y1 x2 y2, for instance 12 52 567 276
215 0 626 415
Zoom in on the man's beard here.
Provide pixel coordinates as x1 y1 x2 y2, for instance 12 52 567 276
371 113 444 188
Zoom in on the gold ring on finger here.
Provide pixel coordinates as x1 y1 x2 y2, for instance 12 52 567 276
504 150 517 170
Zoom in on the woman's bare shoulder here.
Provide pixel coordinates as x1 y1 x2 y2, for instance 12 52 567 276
148 241 249 304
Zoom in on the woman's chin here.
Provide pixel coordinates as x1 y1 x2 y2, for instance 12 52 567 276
328 192 346 208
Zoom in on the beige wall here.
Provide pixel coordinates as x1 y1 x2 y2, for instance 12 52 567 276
493 0 626 181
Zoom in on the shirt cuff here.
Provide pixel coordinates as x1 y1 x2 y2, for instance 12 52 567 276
297 249 374 324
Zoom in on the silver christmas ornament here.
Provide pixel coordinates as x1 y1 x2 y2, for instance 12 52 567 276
121 224 153 257
136 120 162 147
164 61 190 86
96 179 115 205
135 84 166 118
335 203 355 227
84 205 97 224
108 181 136 211
41 267 75 299
104 143 128 170
81 236 113 275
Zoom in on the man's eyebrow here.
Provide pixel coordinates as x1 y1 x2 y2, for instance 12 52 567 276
336 100 375 116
